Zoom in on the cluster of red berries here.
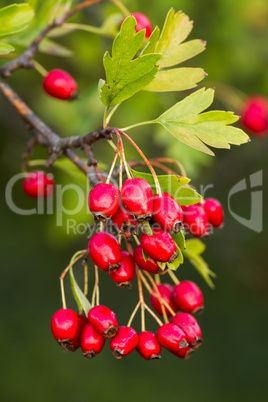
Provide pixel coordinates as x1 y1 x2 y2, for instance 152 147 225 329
51 302 202 360
241 95 268 136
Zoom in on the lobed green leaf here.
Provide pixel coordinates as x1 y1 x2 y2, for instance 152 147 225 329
0 42 15 55
0 3 34 37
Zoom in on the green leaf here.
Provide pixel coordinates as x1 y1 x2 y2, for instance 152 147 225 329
141 26 160 55
130 167 201 205
0 3 34 37
142 220 153 236
155 9 205 68
0 42 14 54
185 239 206 255
145 67 206 92
142 248 150 262
99 15 162 107
156 88 250 155
183 239 216 288
69 266 91 315
167 251 183 270
157 261 166 271
171 231 186 250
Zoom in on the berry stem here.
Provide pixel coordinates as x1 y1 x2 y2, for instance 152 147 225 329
60 250 88 280
142 271 169 322
118 129 162 196
114 131 131 179
84 262 89 296
168 269 180 285
127 301 141 327
26 159 47 167
106 139 120 184
137 270 146 332
144 304 164 327
110 0 130 16
60 277 67 309
105 104 121 126
32 60 48 76
150 157 187 178
95 264 100 306
133 235 140 245
155 274 161 285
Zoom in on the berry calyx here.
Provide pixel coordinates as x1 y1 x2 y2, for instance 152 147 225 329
88 183 120 222
43 69 78 100
203 198 224 228
172 281 204 315
88 305 118 338
51 308 79 350
153 192 183 233
171 313 202 348
182 204 209 237
111 206 138 238
140 226 178 263
240 96 268 135
88 232 121 272
23 171 54 198
136 331 161 360
80 322 105 359
121 178 153 221
134 245 162 274
157 323 188 351
150 283 177 317
109 251 136 288
110 326 139 359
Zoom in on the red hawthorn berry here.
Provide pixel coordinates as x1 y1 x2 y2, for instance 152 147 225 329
80 322 105 359
172 281 204 315
111 205 139 238
121 12 152 38
51 308 79 350
121 178 153 221
150 283 177 317
88 183 120 222
23 171 54 198
71 314 89 351
172 346 195 359
136 331 161 360
182 204 209 237
88 305 118 338
153 192 183 233
109 251 136 287
134 245 163 274
43 69 78 100
171 313 202 349
88 232 121 272
110 326 139 359
240 96 268 135
140 226 178 263
203 198 224 228
157 323 188 351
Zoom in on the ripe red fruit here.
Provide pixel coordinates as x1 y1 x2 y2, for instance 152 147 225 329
182 204 209 237
157 323 188 351
51 308 79 350
150 284 177 317
172 281 204 315
88 183 120 222
111 206 138 238
140 226 178 263
134 245 162 274
136 331 161 360
88 232 121 272
241 96 268 135
203 198 224 228
23 170 54 198
88 305 118 338
121 12 152 39
171 313 202 348
153 192 183 233
71 314 88 351
43 69 77 100
110 326 139 359
121 178 153 221
80 322 105 359
109 251 136 287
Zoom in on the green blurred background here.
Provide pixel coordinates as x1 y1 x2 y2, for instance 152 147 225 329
0 0 267 401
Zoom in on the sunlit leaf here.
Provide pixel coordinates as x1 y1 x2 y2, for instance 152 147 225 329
0 42 14 54
0 3 34 37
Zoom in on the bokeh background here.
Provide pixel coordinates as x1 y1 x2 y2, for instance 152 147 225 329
0 0 267 401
